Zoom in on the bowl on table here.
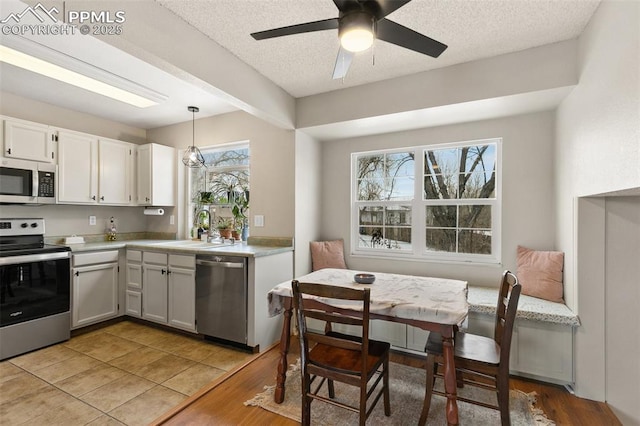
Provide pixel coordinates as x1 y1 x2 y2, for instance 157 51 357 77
354 273 376 284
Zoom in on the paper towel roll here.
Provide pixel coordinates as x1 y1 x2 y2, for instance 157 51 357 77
144 208 165 216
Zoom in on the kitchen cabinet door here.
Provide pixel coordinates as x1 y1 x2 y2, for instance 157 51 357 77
126 290 142 317
3 117 54 163
137 143 175 206
142 263 168 324
168 266 196 331
99 138 133 205
72 262 118 328
57 130 98 204
125 256 142 318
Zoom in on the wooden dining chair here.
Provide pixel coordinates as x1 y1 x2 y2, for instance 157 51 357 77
291 280 391 426
420 270 521 426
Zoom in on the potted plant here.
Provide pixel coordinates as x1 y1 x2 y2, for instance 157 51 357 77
232 192 249 241
216 216 233 239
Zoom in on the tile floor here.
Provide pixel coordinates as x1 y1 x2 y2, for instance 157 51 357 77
0 320 254 425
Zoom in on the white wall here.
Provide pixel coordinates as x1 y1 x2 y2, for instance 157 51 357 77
294 130 322 276
146 110 296 239
555 0 640 410
320 111 556 288
605 196 640 425
298 40 578 129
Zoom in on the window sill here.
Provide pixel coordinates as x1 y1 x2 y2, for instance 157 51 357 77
349 252 502 267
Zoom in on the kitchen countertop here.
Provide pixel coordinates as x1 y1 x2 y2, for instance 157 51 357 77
63 239 293 258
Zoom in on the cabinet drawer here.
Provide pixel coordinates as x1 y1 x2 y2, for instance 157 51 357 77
73 250 119 267
126 250 142 262
143 251 167 265
169 254 195 269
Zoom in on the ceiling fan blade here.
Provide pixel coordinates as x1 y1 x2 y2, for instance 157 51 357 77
251 18 338 40
376 18 447 58
375 0 413 19
332 0 360 13
332 47 354 79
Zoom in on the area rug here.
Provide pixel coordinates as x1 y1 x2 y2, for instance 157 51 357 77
245 360 555 425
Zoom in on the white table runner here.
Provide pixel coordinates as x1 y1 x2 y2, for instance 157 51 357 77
268 268 469 326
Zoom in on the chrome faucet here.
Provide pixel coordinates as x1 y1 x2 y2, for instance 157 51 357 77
196 208 212 232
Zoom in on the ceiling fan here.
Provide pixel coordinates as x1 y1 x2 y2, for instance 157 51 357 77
250 0 447 79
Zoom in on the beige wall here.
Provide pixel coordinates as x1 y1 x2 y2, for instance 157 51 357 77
146 110 295 239
555 0 640 411
0 91 147 144
319 111 556 288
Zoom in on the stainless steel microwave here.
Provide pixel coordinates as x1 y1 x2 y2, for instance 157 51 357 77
0 158 56 204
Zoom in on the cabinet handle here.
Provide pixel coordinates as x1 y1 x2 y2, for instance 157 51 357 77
100 196 104 201
74 271 79 276
167 269 171 275
161 269 166 275
146 197 150 202
91 195 96 200
6 148 11 154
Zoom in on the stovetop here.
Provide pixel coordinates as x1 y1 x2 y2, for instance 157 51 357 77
0 218 70 257
0 243 71 258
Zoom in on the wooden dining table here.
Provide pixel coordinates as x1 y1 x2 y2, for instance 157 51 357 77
267 268 469 426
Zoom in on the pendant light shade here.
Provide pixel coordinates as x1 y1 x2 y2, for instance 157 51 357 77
182 106 205 168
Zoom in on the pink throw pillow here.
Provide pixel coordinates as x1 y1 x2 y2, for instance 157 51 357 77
516 245 564 303
310 240 347 271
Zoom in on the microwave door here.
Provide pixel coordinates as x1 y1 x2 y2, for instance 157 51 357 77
0 166 37 203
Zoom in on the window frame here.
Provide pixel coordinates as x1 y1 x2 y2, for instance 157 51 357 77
185 141 250 235
351 138 502 264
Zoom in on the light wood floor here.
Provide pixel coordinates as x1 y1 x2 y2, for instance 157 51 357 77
154 337 621 425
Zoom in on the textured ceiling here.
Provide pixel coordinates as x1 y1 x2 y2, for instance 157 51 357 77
157 0 600 98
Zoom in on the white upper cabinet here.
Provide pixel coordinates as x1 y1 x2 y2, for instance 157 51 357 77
57 129 136 205
57 130 99 204
137 143 175 206
99 138 134 205
2 116 55 163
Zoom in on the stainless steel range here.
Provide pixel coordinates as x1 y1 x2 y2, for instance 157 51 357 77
0 218 71 360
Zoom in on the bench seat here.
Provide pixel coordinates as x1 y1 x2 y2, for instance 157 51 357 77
468 286 580 326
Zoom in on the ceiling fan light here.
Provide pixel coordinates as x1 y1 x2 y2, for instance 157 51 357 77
341 28 374 52
339 11 375 52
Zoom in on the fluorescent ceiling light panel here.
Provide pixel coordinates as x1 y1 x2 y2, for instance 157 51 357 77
0 44 164 108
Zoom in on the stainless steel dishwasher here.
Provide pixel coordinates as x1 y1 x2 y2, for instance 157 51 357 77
195 255 248 345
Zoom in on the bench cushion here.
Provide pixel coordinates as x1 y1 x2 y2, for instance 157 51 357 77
468 286 580 326
310 239 347 271
517 245 564 303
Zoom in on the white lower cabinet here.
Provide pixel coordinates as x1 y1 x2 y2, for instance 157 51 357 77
125 250 142 317
72 251 119 329
168 266 196 330
126 290 142 317
141 251 196 332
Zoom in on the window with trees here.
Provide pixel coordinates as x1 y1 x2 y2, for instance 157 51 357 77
188 143 249 237
352 139 501 263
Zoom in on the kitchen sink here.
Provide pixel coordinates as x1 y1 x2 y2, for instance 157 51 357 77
150 240 233 248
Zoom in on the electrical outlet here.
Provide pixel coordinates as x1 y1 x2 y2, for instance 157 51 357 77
254 215 264 227
89 215 96 226
169 215 175 225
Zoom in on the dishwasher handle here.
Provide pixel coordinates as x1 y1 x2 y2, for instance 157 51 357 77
196 259 245 269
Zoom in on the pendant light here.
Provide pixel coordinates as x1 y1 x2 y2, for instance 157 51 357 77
182 106 205 168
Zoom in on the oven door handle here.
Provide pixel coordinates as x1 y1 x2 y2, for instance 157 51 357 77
0 251 69 266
